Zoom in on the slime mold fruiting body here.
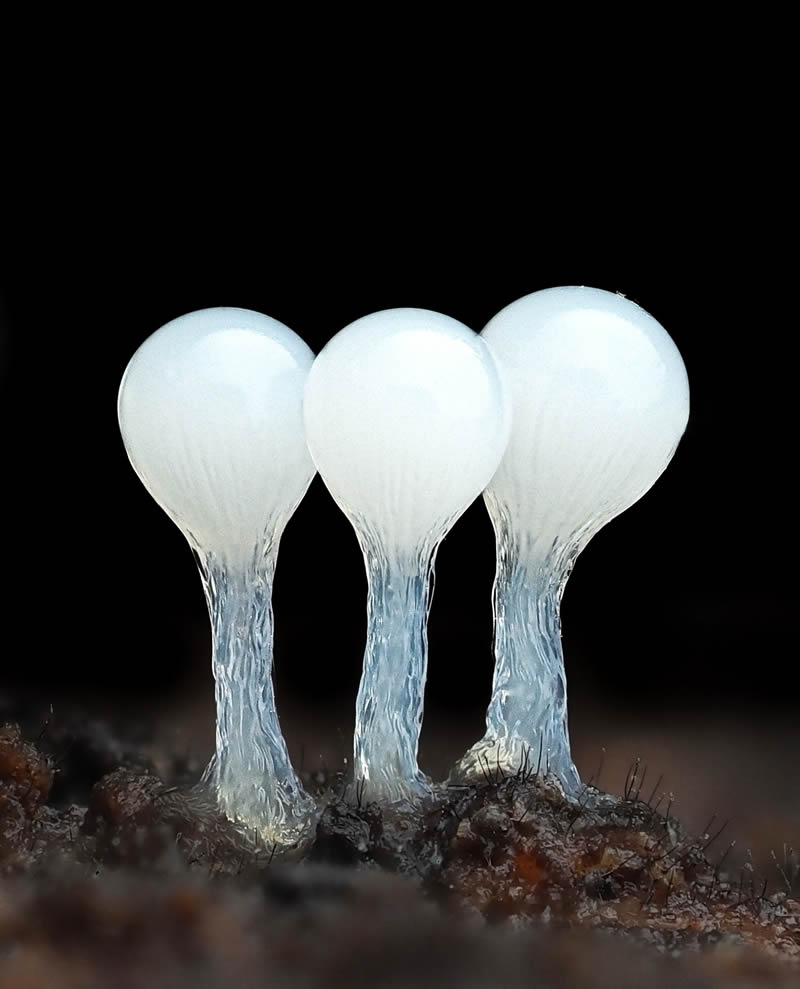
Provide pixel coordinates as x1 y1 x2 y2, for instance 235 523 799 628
453 287 690 793
304 308 511 802
118 307 316 844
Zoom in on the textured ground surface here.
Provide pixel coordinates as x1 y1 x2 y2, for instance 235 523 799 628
1 703 799 988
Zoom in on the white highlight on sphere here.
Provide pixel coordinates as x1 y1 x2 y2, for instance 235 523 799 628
304 308 511 800
484 288 689 540
118 307 316 844
453 287 690 791
118 307 315 570
305 308 512 556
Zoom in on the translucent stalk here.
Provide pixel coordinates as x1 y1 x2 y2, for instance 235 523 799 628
198 548 315 843
452 286 689 795
452 501 581 793
354 539 434 802
303 308 512 802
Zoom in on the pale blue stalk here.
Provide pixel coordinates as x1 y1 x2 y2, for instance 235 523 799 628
198 549 315 843
353 534 435 801
452 497 581 793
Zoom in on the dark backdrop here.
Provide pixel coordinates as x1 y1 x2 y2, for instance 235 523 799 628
0 205 792 730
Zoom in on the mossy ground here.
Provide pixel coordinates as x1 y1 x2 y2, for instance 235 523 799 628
1 707 798 988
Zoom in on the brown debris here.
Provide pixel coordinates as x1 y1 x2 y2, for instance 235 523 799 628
0 722 54 812
84 768 281 871
433 775 800 962
0 718 799 987
1 866 799 989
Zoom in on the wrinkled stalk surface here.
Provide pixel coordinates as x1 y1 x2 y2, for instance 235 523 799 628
354 538 434 802
198 550 315 843
453 508 581 793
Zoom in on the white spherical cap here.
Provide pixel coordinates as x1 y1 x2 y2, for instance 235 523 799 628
304 308 511 555
118 307 315 569
482 287 689 544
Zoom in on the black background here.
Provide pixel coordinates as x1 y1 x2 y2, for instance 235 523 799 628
0 192 793 742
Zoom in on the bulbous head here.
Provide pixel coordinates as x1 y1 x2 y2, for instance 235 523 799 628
304 308 511 557
118 307 315 569
483 287 689 551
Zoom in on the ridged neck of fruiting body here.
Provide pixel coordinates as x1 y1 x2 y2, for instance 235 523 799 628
353 533 436 803
451 495 582 794
197 547 316 845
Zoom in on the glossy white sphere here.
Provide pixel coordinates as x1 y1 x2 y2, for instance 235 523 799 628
483 287 689 544
118 307 316 568
452 287 690 790
304 308 511 557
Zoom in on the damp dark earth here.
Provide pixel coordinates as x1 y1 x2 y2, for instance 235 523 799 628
1 695 798 989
